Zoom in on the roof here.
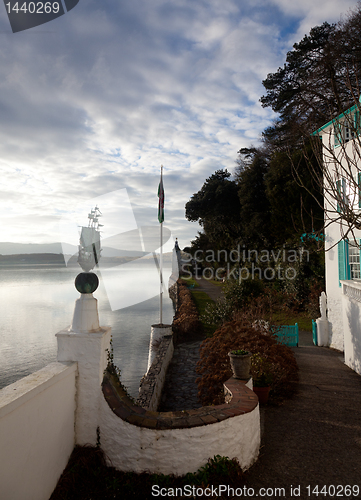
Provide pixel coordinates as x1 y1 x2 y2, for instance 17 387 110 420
312 97 361 136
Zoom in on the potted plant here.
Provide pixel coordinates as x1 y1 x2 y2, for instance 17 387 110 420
228 349 252 379
251 354 273 404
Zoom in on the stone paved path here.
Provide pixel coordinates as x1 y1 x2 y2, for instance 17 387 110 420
158 340 203 411
159 278 223 411
244 346 361 497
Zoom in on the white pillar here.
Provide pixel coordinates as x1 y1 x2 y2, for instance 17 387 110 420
147 324 172 372
70 294 101 333
316 291 330 346
56 273 111 446
316 318 329 347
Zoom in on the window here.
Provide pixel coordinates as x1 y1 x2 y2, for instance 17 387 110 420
336 178 347 212
348 241 361 279
338 239 361 285
334 110 360 147
338 239 350 285
334 122 343 147
336 176 360 212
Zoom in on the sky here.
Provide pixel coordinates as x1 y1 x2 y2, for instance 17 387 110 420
0 0 360 251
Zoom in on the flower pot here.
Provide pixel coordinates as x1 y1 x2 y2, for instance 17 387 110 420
253 386 271 404
228 351 252 379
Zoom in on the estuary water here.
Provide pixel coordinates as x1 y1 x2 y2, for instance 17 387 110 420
0 265 175 398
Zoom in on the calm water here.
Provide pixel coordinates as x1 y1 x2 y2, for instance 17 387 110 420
0 265 175 397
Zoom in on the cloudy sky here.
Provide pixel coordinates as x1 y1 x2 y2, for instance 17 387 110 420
0 0 359 251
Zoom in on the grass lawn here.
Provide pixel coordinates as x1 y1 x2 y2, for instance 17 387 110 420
180 276 313 332
180 276 200 288
190 289 218 337
271 311 312 331
181 276 218 336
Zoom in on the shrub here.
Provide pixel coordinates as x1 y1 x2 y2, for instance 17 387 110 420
51 447 244 500
305 278 324 318
172 279 203 341
196 320 298 405
202 278 264 328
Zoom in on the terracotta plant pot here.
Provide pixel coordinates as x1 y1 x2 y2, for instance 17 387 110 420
253 386 271 404
228 351 252 379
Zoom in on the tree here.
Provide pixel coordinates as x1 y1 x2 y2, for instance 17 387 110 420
261 7 361 144
185 169 242 251
261 4 361 248
265 147 323 245
261 22 338 138
235 148 272 249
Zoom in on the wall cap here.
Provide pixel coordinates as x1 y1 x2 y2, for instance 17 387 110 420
102 369 258 430
0 362 77 418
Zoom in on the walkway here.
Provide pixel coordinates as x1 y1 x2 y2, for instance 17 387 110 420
158 340 202 411
160 277 361 494
158 277 222 411
194 276 224 301
244 346 361 496
161 335 361 495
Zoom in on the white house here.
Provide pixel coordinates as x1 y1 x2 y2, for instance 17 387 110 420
314 100 361 375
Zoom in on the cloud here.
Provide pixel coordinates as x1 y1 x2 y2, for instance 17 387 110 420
0 0 357 247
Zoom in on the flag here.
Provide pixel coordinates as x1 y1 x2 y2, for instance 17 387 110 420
158 169 164 223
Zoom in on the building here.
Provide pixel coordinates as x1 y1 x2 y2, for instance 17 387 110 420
314 99 361 375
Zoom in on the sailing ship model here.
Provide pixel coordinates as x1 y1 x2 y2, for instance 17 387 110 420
77 206 103 272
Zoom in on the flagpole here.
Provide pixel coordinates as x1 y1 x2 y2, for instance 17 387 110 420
159 165 163 325
147 165 171 373
160 218 163 325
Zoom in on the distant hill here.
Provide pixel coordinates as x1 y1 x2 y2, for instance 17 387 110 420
0 242 173 267
0 242 151 258
0 242 66 255
0 253 145 267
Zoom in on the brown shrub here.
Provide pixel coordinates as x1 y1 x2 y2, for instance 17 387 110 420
305 278 324 318
196 319 299 405
172 279 203 341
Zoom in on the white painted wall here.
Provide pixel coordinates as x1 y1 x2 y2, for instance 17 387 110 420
341 283 361 375
0 362 77 500
148 337 173 410
147 324 172 372
138 336 174 411
321 133 361 351
57 326 111 446
325 223 344 351
99 389 260 476
0 287 260 498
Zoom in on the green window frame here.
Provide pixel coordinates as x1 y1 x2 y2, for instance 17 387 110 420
336 178 347 212
334 122 342 147
338 239 350 286
354 110 361 135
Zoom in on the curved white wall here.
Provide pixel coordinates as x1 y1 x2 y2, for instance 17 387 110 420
100 397 260 476
100 376 260 476
0 362 77 500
